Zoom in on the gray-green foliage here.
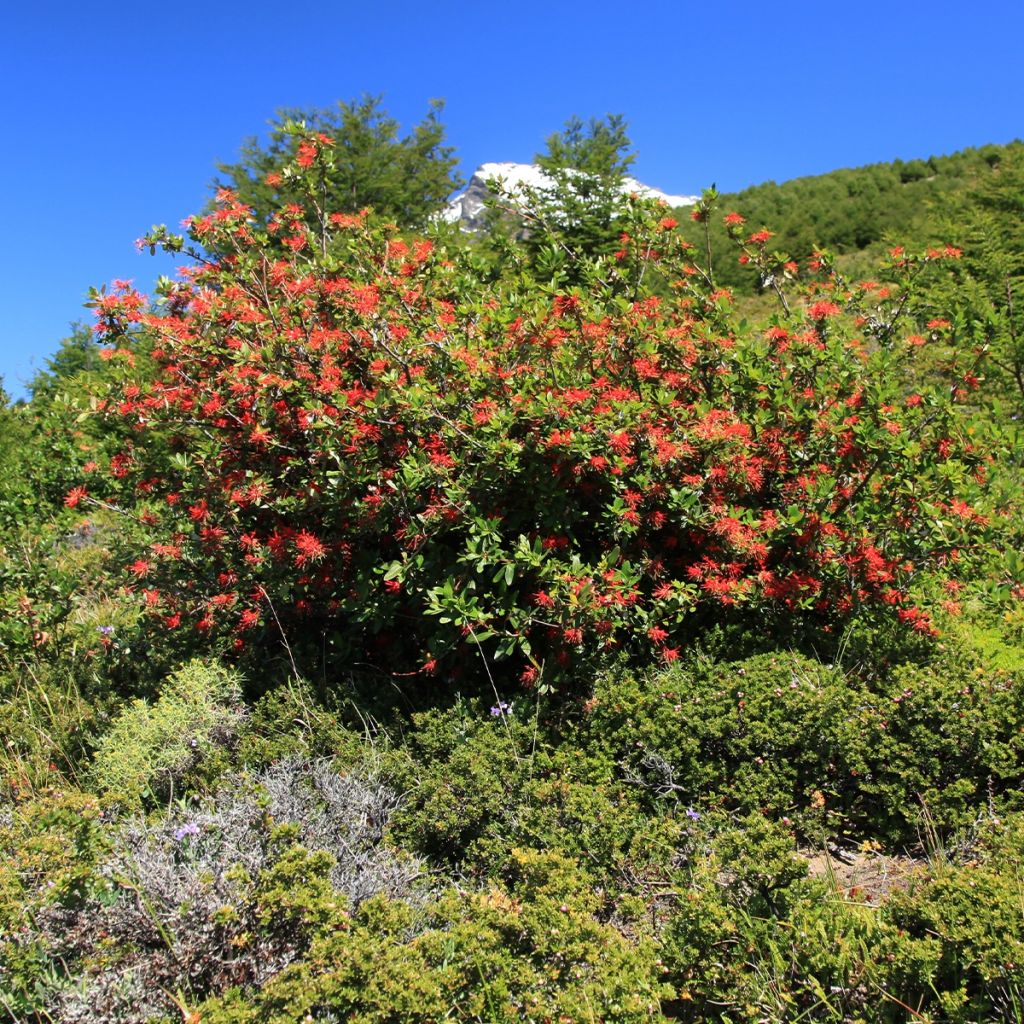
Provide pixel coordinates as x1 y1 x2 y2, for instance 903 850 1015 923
91 660 245 803
14 758 422 1024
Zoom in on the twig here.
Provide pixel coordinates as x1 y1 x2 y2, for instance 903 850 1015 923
256 585 299 680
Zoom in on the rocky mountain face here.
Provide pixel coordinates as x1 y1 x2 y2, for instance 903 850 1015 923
442 161 698 232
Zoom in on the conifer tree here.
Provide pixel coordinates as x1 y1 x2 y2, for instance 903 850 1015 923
510 114 639 284
214 95 461 232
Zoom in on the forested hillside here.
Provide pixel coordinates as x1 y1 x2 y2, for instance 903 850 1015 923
2 106 1024 1023
681 141 1022 288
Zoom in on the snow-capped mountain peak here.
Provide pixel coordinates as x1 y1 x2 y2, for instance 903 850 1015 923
443 161 698 231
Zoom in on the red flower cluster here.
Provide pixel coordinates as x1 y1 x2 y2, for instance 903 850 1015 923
86 158 990 687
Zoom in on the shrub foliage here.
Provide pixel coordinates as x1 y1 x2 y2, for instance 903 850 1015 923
84 133 991 689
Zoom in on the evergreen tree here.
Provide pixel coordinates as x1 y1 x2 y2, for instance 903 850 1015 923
931 147 1024 413
214 95 461 231
536 113 635 178
28 323 102 401
506 114 639 284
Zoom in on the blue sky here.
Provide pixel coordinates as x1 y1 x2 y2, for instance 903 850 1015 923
2 0 1021 398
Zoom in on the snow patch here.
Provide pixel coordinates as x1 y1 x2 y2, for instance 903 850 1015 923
442 161 698 230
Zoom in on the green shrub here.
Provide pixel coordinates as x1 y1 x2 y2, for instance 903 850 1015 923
581 645 1024 845
834 654 1024 840
0 789 112 1022
385 699 682 892
199 849 671 1024
580 653 854 825
383 700 532 873
234 676 366 767
885 815 1024 1023
658 811 1024 1023
91 659 245 804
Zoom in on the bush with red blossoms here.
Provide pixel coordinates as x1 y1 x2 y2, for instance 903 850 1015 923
83 134 992 689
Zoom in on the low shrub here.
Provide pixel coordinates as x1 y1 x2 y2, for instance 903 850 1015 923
197 849 671 1024
90 660 246 805
581 645 1024 844
884 815 1024 1023
2 757 422 1023
659 812 1024 1023
384 699 682 892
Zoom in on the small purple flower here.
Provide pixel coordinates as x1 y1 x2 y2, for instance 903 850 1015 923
173 822 200 842
685 807 701 822
97 625 115 636
490 700 512 717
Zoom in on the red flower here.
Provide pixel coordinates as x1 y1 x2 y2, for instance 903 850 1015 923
64 486 87 508
808 301 841 320
238 608 260 631
294 530 327 565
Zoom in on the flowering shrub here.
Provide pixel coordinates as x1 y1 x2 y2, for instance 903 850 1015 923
86 135 991 688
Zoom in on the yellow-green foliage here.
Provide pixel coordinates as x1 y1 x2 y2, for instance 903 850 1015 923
0 789 109 928
0 789 111 1020
0 664 108 795
91 660 244 804
198 848 671 1024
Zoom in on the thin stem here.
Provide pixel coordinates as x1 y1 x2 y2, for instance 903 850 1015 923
257 585 300 680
